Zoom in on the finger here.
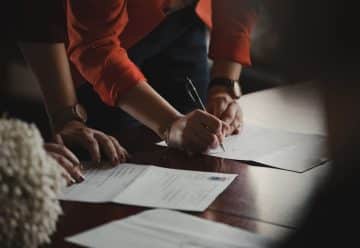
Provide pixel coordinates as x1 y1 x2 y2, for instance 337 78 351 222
197 114 227 142
193 122 219 149
55 161 76 185
220 102 239 124
183 131 208 154
194 110 222 134
109 136 129 163
233 118 244 135
230 116 243 135
185 122 220 152
80 132 101 163
207 99 227 117
60 167 76 186
220 120 232 136
54 134 64 145
49 152 84 183
94 132 118 165
44 143 80 165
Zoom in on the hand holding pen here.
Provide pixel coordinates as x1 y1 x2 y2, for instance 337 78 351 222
185 77 226 152
164 78 227 153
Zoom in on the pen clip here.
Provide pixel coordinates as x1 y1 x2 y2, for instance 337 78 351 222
185 77 197 103
185 77 206 110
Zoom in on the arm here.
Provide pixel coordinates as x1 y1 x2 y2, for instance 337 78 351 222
19 43 77 114
67 0 225 152
18 42 128 183
207 0 257 135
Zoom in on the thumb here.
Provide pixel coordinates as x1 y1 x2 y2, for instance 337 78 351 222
221 102 237 124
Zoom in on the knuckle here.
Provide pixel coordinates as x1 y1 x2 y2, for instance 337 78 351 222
85 135 96 144
234 119 241 127
223 113 233 122
194 109 203 116
214 119 222 129
58 156 68 165
81 128 92 136
58 145 68 153
210 134 217 144
105 140 114 148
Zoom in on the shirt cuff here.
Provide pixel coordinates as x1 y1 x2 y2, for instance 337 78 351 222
209 34 252 67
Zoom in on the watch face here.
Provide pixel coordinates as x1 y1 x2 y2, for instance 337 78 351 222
75 104 88 122
232 81 242 99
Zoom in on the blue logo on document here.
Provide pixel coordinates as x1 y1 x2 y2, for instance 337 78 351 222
208 176 227 181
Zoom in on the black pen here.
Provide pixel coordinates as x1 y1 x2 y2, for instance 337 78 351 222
185 77 226 152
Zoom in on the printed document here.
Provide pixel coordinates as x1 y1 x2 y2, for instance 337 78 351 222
66 209 271 248
158 124 328 172
60 164 237 211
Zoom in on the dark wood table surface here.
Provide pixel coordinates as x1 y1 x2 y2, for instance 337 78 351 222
51 124 330 248
0 78 328 247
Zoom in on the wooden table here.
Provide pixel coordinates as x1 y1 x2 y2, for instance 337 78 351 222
51 82 330 247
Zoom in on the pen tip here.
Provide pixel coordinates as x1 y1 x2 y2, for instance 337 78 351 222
221 143 226 152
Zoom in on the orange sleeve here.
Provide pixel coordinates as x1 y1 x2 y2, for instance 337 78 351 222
66 0 146 106
209 0 257 66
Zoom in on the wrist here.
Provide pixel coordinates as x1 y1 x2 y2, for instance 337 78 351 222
211 60 242 81
158 113 183 143
208 85 233 97
208 79 242 100
49 104 88 133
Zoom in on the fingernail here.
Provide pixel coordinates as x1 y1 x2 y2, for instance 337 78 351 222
75 170 85 182
79 174 86 182
68 178 76 186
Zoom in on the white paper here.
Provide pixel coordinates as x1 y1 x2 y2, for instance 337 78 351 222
158 124 328 172
60 164 147 203
66 209 271 248
60 164 237 211
239 82 327 136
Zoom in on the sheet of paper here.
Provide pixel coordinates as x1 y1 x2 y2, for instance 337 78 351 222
66 209 271 248
158 124 328 172
239 82 327 136
114 166 237 211
60 164 147 203
60 164 237 211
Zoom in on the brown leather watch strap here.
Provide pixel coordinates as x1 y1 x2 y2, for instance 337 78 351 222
50 104 88 132
209 78 242 99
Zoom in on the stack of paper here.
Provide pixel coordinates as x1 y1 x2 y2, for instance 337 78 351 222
60 164 237 211
158 124 328 172
66 209 271 248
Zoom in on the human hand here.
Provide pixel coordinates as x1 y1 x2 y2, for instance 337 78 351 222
207 87 243 136
54 121 128 165
44 143 84 185
166 110 227 153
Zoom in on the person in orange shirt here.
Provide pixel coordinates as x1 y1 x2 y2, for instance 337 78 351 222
66 0 257 153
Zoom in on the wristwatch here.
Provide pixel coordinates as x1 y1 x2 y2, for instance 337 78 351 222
208 77 242 99
50 104 88 132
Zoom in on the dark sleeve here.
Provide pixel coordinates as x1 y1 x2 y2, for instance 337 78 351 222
17 0 66 42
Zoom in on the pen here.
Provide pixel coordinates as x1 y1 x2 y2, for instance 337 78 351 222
185 77 226 152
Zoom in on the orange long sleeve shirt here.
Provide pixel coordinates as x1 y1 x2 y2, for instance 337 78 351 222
66 0 256 106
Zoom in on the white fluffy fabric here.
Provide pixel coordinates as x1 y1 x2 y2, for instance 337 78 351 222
0 118 65 248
